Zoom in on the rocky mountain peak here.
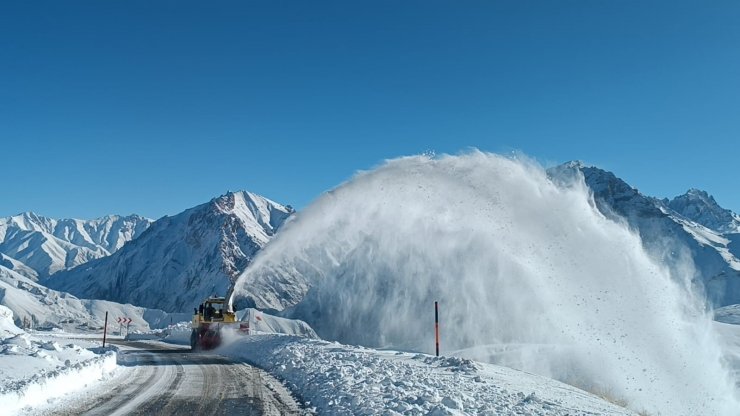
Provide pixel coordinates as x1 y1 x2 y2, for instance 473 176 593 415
667 189 740 234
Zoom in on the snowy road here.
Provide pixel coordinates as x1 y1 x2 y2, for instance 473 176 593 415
37 341 302 416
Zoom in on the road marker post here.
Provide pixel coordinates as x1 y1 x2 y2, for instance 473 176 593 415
435 301 440 357
103 311 108 348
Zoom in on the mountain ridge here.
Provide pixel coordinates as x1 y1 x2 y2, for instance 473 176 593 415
665 188 740 234
552 163 740 306
44 190 294 312
0 212 152 279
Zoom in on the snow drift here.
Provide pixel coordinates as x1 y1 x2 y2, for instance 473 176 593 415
233 151 739 415
0 305 117 414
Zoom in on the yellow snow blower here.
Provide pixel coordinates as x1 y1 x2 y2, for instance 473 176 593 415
190 296 248 351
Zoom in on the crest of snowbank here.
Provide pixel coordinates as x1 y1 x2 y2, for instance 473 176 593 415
218 334 635 416
0 352 116 414
234 151 739 415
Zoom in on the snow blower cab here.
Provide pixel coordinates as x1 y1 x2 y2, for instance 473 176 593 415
190 296 238 351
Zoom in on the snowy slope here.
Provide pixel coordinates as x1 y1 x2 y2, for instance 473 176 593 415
0 254 38 282
0 264 185 332
658 206 740 271
551 162 740 307
0 305 22 340
45 191 293 313
0 212 151 279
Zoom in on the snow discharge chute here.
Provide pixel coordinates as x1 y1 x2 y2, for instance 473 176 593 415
233 151 739 415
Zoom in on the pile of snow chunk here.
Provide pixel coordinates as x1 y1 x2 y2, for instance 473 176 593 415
218 334 636 416
0 305 117 414
161 321 192 345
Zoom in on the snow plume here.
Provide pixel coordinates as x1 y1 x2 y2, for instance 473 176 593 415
233 151 738 415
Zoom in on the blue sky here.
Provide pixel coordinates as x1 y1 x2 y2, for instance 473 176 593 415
2 1 739 219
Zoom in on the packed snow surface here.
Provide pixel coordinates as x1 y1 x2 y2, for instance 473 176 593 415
234 152 739 415
218 334 635 416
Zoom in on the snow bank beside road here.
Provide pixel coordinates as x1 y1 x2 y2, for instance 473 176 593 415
153 308 318 346
238 308 317 338
0 352 116 415
219 334 635 416
0 305 117 415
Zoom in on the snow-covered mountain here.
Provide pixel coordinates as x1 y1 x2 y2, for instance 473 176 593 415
44 191 294 313
550 162 740 306
666 188 740 234
0 262 185 331
0 212 152 279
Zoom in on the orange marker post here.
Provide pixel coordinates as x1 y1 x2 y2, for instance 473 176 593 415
435 301 440 357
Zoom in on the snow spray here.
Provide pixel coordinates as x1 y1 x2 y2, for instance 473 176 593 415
233 151 739 415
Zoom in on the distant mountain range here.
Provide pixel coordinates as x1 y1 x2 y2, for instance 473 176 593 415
44 191 294 312
0 213 152 279
2 166 739 318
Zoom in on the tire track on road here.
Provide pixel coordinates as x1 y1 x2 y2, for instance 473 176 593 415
40 341 304 416
74 353 160 416
130 353 186 415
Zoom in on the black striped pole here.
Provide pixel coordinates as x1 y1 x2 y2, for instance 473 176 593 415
435 301 440 357
103 311 108 348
